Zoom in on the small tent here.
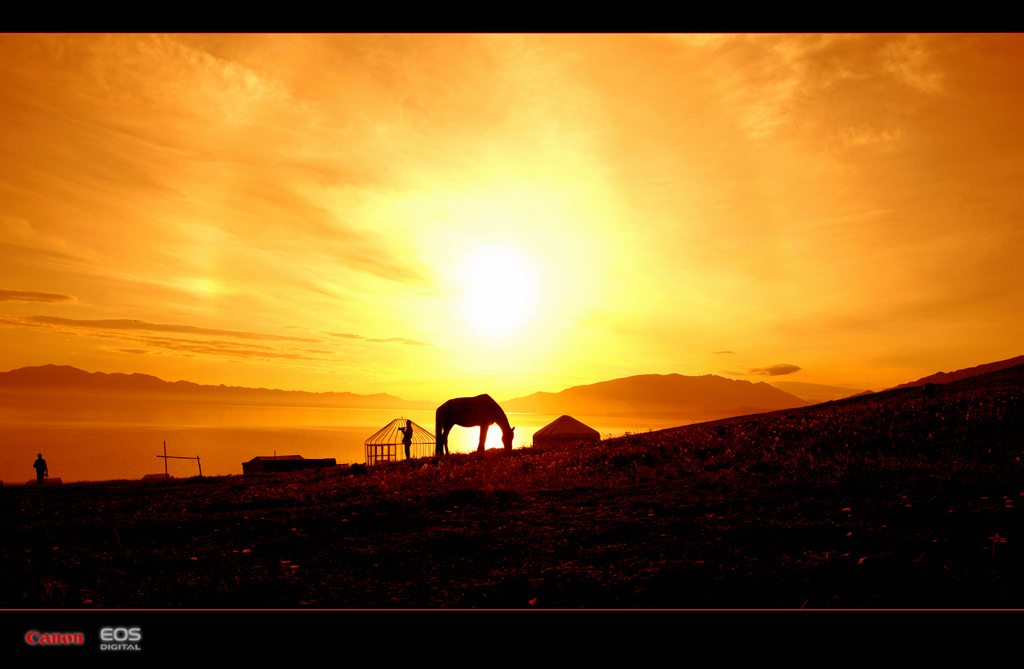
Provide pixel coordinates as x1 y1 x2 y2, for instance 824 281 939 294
532 415 600 449
364 418 435 465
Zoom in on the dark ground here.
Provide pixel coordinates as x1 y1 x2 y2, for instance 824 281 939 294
2 365 1022 609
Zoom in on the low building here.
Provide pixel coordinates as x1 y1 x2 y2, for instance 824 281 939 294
242 455 337 475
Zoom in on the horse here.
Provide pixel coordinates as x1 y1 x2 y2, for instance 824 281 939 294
435 394 515 456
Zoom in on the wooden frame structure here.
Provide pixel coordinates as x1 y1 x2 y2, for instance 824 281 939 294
364 418 435 465
156 440 202 477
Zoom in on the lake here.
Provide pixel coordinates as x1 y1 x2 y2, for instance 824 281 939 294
0 402 693 483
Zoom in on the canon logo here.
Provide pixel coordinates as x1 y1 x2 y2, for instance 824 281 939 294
25 631 85 646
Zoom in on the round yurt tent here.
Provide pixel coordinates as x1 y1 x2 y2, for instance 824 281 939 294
364 418 435 465
532 415 600 449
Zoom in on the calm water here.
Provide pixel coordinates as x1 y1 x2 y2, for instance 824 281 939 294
0 403 686 483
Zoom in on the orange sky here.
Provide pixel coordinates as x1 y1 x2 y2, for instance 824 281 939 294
0 34 1021 401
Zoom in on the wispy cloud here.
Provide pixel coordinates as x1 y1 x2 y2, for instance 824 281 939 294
0 314 339 362
125 335 326 360
721 364 802 377
365 337 434 347
322 331 434 346
0 290 75 303
883 34 944 93
747 364 802 377
323 332 366 340
24 316 320 343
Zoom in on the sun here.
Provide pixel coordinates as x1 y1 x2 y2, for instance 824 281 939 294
457 245 539 337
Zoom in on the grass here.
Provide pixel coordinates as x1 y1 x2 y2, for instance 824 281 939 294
1 365 1021 608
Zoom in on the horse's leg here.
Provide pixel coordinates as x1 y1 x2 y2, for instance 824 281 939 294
435 422 447 457
435 418 443 457
478 425 488 453
441 425 452 456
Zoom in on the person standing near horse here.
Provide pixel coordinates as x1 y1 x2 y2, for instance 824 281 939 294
33 453 48 484
398 419 414 460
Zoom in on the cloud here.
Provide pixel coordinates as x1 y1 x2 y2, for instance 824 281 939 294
883 34 944 93
132 336 326 360
747 364 802 377
106 333 330 361
24 316 321 343
720 364 802 377
713 350 735 354
1 314 341 362
323 331 435 346
365 337 434 347
323 332 366 340
0 290 75 303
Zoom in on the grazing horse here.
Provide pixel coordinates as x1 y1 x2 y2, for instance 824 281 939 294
435 394 515 456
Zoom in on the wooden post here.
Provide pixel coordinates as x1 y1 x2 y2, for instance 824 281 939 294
156 442 203 478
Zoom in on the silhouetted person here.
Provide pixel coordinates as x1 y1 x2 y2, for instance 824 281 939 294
33 453 48 484
398 420 413 460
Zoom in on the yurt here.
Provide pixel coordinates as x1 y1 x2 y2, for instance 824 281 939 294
532 415 600 449
364 418 435 465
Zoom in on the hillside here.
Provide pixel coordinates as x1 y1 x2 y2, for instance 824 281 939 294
502 373 807 416
889 355 1024 390
3 360 1021 609
768 381 867 404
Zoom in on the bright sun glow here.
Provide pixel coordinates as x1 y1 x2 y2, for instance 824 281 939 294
458 245 540 337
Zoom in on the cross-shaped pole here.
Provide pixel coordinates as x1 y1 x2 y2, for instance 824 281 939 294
156 441 202 477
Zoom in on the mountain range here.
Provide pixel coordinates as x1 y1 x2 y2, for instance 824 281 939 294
0 365 435 410
501 373 808 417
1 355 1020 418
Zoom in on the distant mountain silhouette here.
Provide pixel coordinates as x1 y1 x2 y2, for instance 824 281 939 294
502 373 807 418
888 355 1024 391
9 356 1017 418
768 381 867 404
0 365 434 410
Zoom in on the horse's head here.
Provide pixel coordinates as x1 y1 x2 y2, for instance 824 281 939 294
502 426 515 450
